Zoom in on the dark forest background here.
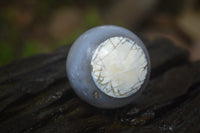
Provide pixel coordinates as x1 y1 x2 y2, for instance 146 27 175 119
0 0 200 66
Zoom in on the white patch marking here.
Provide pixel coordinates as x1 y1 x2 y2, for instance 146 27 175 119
91 37 148 98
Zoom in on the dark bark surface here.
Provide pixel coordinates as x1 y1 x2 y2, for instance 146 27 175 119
0 38 200 133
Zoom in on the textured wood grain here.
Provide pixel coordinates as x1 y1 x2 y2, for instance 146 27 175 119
0 38 200 133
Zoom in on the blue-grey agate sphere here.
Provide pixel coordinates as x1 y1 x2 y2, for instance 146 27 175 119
66 25 150 109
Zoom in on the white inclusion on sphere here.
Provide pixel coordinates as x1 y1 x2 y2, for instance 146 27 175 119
91 36 148 98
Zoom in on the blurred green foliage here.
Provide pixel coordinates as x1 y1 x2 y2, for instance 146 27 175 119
59 6 102 46
22 40 39 58
0 2 103 67
1 0 200 66
0 9 20 66
85 7 102 27
0 42 13 66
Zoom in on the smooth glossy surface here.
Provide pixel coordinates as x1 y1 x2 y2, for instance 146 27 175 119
66 25 150 108
91 37 148 98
